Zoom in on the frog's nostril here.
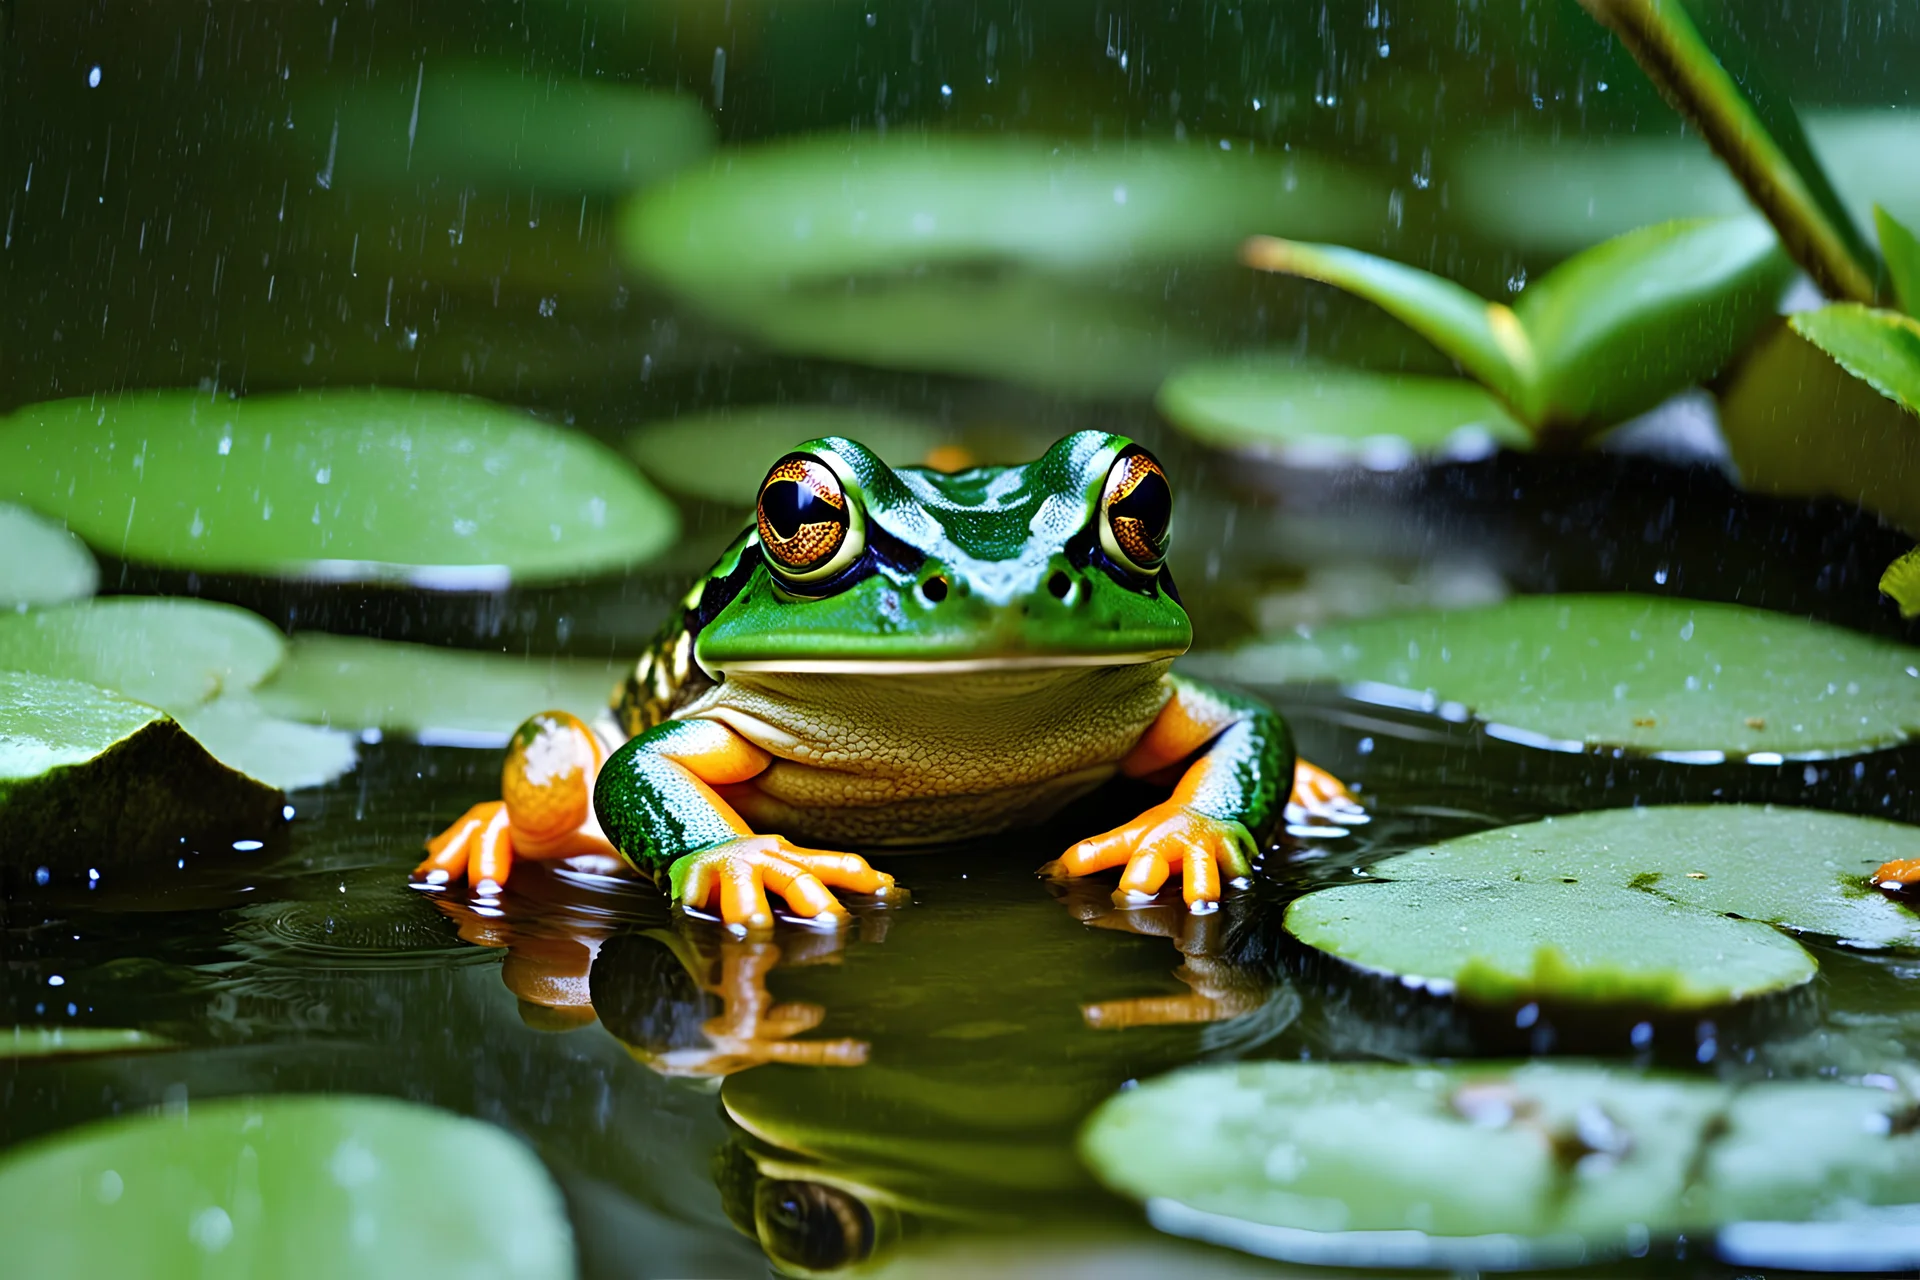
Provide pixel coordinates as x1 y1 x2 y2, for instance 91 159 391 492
1047 570 1073 600
921 575 950 603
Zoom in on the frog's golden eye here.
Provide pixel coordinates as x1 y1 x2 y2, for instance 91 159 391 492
757 453 865 584
1098 447 1172 574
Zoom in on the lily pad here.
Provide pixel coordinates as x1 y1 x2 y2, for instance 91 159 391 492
1197 593 1920 760
626 406 946 505
0 504 97 609
1285 878 1815 1008
320 64 713 192
1 1027 175 1059
1083 1060 1920 1269
255 633 623 747
0 1094 576 1279
1156 361 1530 467
1791 304 1920 418
0 598 284 711
174 695 360 793
0 390 679 587
0 670 282 874
1373 805 1920 951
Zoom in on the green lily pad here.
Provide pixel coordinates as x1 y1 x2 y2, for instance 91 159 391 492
320 64 713 192
1083 1060 1920 1269
0 598 284 711
0 390 679 586
0 504 97 609
1241 217 1791 441
1374 805 1920 950
1286 878 1814 1008
0 670 282 874
255 633 623 746
0 1094 576 1279
1791 304 1920 418
1 1027 175 1059
1197 593 1920 760
174 695 359 793
626 406 946 505
624 135 1382 294
1156 361 1530 466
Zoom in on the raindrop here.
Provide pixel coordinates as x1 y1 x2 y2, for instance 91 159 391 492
87 65 101 88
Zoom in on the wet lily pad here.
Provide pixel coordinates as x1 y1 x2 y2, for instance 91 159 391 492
1083 1060 1920 1269
0 504 97 609
321 64 713 192
1375 805 1920 950
1 1027 174 1058
0 390 679 587
0 598 356 790
256 633 623 747
1156 361 1530 467
1198 593 1920 760
0 1094 576 1279
1285 878 1815 1008
0 670 282 874
1791 304 1920 418
0 598 283 711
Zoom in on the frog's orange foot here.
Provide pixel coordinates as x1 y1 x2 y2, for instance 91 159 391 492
413 711 613 895
672 836 900 933
1873 859 1920 894
1285 758 1368 830
1042 803 1257 913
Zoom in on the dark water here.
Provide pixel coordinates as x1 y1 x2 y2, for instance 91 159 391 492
8 2 1920 1276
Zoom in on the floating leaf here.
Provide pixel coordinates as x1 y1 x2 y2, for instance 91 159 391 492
1884 549 1920 619
1242 218 1790 441
0 1095 576 1279
1156 360 1530 466
0 390 679 587
0 504 97 609
1373 806 1920 951
1286 878 1814 1008
0 670 281 874
627 406 946 505
1877 206 1920 318
1200 593 1920 760
1 1027 174 1059
319 64 713 192
1084 1060 1920 1270
1716 321 1920 535
1578 0 1880 304
0 598 283 711
256 633 623 747
1790 304 1920 418
0 598 356 790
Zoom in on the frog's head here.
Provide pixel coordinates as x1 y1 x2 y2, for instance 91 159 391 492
691 431 1191 674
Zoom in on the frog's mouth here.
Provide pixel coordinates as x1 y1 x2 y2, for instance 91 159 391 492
712 650 1186 676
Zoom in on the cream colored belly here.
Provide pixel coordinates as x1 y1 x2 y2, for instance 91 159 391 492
672 661 1173 845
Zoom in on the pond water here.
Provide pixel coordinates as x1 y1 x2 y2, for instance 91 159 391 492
7 3 1920 1278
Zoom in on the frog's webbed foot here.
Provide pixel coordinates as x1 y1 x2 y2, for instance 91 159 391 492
673 836 899 933
1042 802 1256 913
1284 758 1368 830
413 711 616 895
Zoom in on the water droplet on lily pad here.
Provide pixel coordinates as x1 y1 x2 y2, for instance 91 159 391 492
0 1095 576 1279
1197 593 1920 759
0 389 679 586
1083 1060 1920 1271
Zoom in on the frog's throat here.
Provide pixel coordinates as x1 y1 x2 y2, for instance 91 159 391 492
709 650 1187 676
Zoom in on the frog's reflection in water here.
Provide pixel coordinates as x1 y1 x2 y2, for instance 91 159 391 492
426 859 1291 1272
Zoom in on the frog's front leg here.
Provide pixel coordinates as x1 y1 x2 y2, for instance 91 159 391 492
1043 675 1359 911
594 717 897 932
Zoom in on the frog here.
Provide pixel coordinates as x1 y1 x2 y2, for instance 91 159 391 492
414 430 1362 930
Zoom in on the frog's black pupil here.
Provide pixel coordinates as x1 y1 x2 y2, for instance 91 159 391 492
1110 470 1172 546
761 480 836 541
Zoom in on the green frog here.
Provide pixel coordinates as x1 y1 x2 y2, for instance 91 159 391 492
415 431 1361 930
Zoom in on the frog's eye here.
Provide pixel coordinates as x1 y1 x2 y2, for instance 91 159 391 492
756 453 865 584
1098 446 1172 574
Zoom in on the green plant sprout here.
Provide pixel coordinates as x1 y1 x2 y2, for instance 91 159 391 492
1235 215 1790 451
1581 0 1920 615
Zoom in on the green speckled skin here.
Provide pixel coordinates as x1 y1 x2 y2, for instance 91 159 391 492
591 430 1290 887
